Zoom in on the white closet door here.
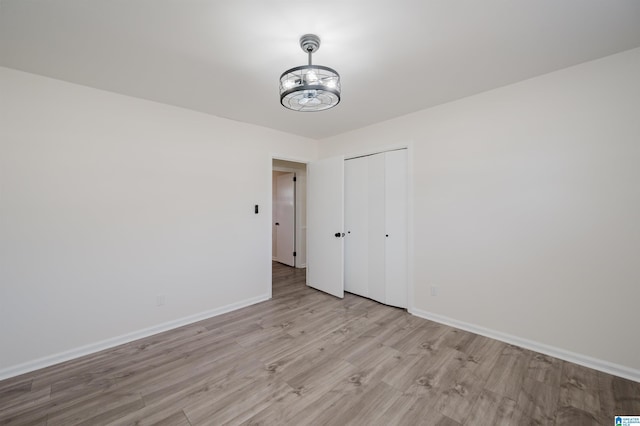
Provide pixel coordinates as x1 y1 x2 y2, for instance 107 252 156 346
367 153 386 303
307 156 344 298
384 150 408 308
344 157 369 297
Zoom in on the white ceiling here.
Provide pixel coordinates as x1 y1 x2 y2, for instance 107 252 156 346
2 1 640 140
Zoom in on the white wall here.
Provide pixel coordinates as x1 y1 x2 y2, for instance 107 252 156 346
319 48 640 376
0 67 317 377
3 45 640 381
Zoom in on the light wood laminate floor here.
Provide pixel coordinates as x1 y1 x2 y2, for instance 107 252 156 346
1 262 639 425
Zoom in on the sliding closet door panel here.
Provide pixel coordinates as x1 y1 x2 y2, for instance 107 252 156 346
344 157 369 297
368 153 386 303
384 149 408 308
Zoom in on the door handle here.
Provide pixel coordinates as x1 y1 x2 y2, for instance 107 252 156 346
275 222 279 226
335 232 341 237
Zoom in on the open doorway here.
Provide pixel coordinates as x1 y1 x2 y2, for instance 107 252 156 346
273 170 295 266
272 159 307 270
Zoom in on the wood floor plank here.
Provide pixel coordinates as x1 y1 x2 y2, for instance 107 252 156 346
558 361 601 418
393 394 452 426
373 393 423 425
239 359 356 425
516 377 559 424
184 379 292 425
0 410 49 426
554 405 601 426
455 335 506 383
386 321 451 356
464 389 517 426
46 391 145 426
383 346 464 396
1 261 637 426
305 381 402 426
0 383 49 421
144 410 192 426
527 352 563 388
597 373 640 424
0 380 32 404
484 344 532 398
434 366 485 424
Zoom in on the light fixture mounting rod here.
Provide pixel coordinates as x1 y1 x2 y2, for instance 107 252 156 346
300 34 320 65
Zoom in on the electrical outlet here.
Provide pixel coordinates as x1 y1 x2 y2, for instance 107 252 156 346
431 286 438 296
156 294 166 306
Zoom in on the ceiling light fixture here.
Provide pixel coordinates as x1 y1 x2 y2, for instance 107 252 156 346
279 34 341 112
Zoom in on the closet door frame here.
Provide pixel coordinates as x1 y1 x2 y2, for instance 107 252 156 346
344 143 414 313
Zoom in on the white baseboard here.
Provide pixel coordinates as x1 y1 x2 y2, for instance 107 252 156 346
410 307 640 383
0 294 270 381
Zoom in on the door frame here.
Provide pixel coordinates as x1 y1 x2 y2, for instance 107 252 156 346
268 142 414 314
269 154 311 299
274 171 296 267
341 142 415 314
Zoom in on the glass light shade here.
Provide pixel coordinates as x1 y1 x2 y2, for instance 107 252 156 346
280 65 341 112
